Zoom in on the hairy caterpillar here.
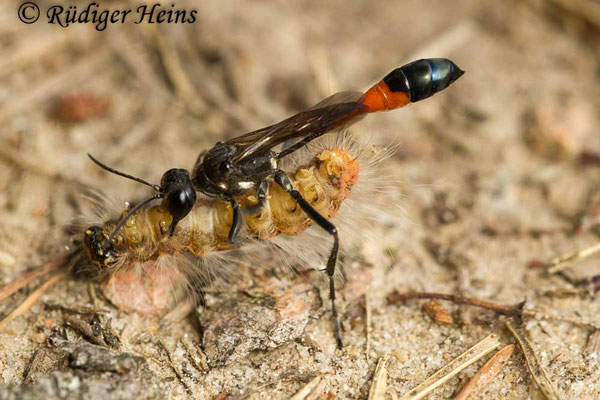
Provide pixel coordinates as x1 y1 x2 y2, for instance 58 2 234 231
82 135 387 315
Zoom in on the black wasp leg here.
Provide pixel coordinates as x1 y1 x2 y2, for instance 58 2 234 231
243 180 269 215
228 198 243 244
274 170 343 349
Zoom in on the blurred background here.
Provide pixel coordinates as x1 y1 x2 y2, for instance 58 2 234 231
1 0 600 399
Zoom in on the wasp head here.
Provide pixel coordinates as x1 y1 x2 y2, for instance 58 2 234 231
160 169 197 237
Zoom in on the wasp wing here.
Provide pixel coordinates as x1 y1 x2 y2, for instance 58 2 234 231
227 91 366 163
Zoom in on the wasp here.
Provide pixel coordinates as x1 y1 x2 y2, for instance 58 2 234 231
86 58 464 348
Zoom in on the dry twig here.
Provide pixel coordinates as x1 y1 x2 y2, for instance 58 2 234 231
0 250 80 333
387 291 524 317
0 48 112 125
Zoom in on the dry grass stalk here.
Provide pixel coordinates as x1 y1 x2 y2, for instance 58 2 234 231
454 344 516 400
0 146 96 189
505 321 561 400
398 334 501 400
134 346 164 367
407 21 478 62
546 242 600 274
289 374 328 400
368 353 391 400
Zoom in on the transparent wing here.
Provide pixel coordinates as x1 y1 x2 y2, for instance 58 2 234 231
227 91 366 163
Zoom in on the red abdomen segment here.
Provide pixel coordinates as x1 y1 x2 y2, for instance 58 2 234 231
363 58 464 113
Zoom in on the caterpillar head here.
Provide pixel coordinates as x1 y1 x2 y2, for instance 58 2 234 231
83 225 116 269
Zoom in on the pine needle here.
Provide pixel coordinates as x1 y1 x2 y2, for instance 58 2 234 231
368 353 391 400
546 242 600 274
289 374 328 400
505 321 561 400
398 334 501 400
454 344 516 400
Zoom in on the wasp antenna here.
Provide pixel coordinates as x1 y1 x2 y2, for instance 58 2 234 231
87 153 162 192
103 193 163 249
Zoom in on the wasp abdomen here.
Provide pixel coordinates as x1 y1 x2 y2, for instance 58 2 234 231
389 58 463 102
363 58 463 112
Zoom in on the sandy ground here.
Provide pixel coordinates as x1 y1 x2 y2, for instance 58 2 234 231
1 0 600 399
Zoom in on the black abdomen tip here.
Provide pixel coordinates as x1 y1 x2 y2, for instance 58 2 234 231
428 58 464 93
384 58 464 102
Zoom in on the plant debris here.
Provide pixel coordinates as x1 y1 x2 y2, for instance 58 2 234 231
422 300 454 325
454 344 516 400
505 321 561 400
399 334 501 400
